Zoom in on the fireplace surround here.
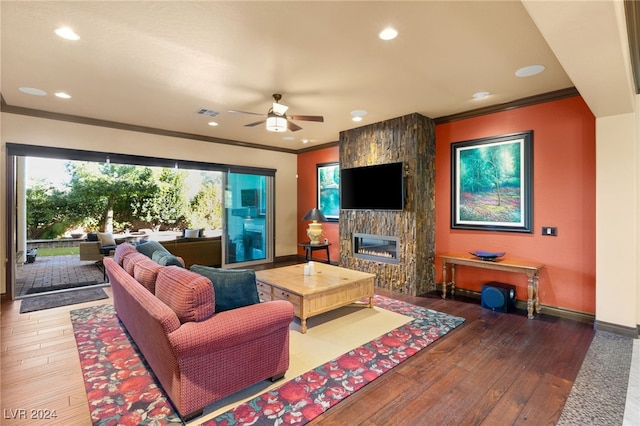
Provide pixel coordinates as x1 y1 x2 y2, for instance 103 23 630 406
338 113 436 295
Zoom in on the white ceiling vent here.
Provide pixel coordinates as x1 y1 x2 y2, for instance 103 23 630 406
195 108 220 117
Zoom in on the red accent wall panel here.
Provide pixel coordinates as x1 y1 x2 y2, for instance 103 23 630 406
297 145 340 262
435 96 596 313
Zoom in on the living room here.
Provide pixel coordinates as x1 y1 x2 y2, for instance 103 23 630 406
1 1 639 425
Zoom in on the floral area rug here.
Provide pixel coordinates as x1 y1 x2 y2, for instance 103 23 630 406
70 296 465 426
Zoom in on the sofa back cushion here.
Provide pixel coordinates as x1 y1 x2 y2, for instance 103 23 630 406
133 258 163 293
136 240 171 259
114 243 138 265
123 252 149 276
190 265 260 312
155 266 214 323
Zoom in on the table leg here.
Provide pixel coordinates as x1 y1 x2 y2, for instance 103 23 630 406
326 247 330 264
368 296 373 308
534 273 540 314
441 261 448 299
527 274 534 319
451 265 456 297
300 317 308 334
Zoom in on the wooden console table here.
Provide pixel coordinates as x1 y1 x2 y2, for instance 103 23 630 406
440 253 544 319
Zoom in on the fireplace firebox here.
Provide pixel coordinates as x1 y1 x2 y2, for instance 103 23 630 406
353 233 399 264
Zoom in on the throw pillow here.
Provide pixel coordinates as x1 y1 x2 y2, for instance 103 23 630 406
136 239 170 258
184 228 200 238
97 232 117 247
190 265 260 312
86 233 99 242
152 250 184 268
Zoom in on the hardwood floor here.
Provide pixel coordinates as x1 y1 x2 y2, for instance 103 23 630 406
0 279 595 425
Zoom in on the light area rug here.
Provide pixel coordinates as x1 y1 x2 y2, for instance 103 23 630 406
193 302 412 423
70 296 465 425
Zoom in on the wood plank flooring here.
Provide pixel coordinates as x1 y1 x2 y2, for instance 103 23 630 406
0 278 595 425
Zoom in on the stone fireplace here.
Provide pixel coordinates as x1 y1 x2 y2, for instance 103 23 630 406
338 113 435 296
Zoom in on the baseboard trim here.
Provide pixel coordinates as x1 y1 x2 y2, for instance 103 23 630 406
594 320 639 338
435 285 596 325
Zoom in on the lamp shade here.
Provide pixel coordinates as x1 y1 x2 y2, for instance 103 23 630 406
302 208 327 222
266 113 287 132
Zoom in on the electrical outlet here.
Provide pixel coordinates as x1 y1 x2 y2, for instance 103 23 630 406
541 227 557 236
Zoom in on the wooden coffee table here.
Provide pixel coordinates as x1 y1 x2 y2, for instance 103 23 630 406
255 263 375 333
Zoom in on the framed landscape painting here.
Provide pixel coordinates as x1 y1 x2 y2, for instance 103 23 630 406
317 162 339 221
451 131 533 233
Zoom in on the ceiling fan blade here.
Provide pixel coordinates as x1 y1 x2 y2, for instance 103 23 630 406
289 114 324 122
287 120 303 132
228 109 265 116
245 120 266 127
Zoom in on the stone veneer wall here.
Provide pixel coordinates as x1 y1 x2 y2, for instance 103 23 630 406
338 113 435 296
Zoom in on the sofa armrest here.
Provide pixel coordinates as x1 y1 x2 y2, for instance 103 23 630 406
168 300 294 357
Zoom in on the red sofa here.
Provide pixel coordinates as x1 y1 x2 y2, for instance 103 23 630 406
104 245 294 420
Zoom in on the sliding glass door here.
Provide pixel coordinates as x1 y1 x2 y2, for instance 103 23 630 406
223 171 273 267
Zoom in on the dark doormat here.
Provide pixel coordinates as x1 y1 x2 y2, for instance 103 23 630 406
20 288 109 313
25 281 99 295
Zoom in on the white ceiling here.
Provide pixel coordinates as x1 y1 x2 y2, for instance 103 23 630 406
1 1 634 152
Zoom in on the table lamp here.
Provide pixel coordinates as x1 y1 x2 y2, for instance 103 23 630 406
302 208 327 245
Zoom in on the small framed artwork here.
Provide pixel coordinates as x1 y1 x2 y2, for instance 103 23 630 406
317 162 340 222
451 131 533 233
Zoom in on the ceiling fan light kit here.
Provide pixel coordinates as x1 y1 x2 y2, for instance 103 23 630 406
233 93 324 133
266 113 288 132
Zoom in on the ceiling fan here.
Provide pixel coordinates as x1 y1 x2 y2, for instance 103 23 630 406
229 94 324 132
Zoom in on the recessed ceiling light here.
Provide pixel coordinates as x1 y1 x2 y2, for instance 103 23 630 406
515 65 545 77
55 92 71 99
473 91 490 100
351 109 367 122
19 87 47 96
379 27 398 41
283 136 295 141
301 139 310 144
207 121 218 126
55 27 80 41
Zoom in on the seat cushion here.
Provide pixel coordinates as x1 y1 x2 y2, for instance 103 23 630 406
190 265 260 312
136 239 171 258
155 266 214 323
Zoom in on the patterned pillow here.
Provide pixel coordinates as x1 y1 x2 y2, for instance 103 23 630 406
190 265 259 312
155 266 214 323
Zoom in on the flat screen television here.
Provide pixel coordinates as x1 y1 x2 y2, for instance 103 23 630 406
340 162 405 210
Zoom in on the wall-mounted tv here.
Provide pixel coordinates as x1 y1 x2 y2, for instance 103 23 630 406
340 162 405 210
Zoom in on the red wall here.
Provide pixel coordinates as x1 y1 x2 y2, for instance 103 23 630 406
297 145 340 262
297 96 595 313
436 96 595 313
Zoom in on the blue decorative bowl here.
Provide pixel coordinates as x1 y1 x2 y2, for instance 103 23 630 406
469 250 505 261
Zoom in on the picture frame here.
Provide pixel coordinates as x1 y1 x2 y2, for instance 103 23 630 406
317 162 340 222
451 131 533 233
